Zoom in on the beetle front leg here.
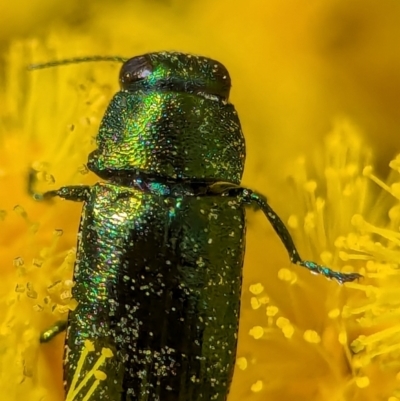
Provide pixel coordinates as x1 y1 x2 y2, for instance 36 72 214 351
32 185 91 202
233 187 362 284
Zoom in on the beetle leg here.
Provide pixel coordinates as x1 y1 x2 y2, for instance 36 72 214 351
236 188 362 284
40 320 68 343
32 185 91 202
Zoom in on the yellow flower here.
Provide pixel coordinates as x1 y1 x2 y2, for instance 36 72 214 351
233 121 400 401
0 39 107 401
1 1 400 400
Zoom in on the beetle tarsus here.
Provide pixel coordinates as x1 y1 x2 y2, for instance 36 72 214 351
298 260 362 284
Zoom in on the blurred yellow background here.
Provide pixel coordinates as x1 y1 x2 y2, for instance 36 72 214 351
1 1 400 400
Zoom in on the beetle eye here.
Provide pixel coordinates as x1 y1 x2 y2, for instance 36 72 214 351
119 56 153 87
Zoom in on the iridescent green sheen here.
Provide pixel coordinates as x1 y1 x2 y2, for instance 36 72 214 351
65 183 244 401
34 51 360 401
88 53 245 184
67 52 246 401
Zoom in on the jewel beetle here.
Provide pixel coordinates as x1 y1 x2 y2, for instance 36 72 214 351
30 52 361 401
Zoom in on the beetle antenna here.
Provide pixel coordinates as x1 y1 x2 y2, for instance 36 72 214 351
27 55 128 71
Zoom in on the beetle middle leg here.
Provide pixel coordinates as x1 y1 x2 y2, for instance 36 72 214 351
219 185 362 284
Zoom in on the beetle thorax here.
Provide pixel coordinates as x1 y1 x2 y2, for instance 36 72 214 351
87 90 245 184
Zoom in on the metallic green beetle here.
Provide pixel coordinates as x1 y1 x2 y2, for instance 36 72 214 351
32 52 360 401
